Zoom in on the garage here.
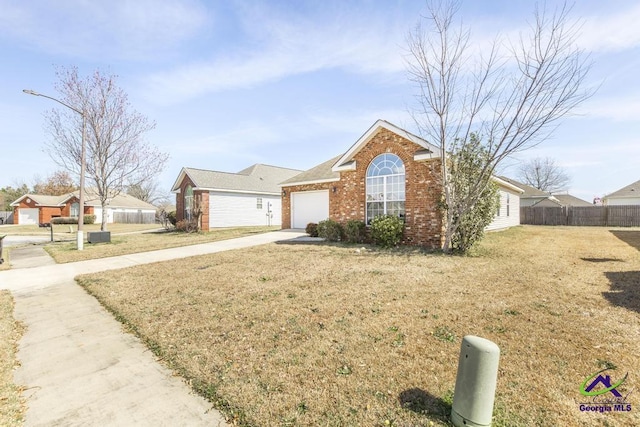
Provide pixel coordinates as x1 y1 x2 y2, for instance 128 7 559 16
291 190 329 229
18 208 39 225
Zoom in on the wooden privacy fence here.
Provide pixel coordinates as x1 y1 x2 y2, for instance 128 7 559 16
113 211 156 224
521 205 640 226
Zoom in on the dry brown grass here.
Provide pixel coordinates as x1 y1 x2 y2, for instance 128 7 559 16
78 226 640 426
46 226 280 263
0 291 25 426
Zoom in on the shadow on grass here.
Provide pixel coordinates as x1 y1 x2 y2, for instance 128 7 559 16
610 230 640 251
581 257 623 263
275 239 442 256
603 271 640 314
398 388 452 424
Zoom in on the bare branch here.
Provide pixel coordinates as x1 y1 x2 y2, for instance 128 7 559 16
43 67 169 230
406 0 592 252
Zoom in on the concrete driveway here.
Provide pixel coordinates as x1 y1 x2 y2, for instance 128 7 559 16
1 235 51 247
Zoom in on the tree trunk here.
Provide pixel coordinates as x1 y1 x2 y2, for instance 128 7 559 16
101 202 108 231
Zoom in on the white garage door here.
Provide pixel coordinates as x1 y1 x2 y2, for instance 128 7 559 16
18 208 39 225
291 190 329 229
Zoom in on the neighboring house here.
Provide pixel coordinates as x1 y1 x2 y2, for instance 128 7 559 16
10 190 157 225
498 177 557 207
172 164 302 230
603 179 640 206
551 194 593 207
498 177 591 207
280 119 523 248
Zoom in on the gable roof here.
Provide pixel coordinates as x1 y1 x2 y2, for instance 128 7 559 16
332 120 440 172
604 179 640 200
491 176 524 194
551 194 592 207
171 164 302 195
10 194 64 207
11 190 157 210
279 155 342 186
497 176 553 199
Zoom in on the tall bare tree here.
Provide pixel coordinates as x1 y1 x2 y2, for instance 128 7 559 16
407 0 591 252
518 157 571 192
44 67 169 230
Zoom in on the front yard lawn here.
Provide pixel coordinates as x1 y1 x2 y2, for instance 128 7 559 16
45 226 280 263
77 226 640 426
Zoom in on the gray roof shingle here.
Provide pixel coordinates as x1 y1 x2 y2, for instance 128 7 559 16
605 179 640 199
279 156 342 186
176 164 302 194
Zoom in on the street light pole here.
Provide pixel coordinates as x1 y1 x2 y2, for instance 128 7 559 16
23 89 86 250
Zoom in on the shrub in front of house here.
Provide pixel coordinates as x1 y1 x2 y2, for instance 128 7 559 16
176 219 198 232
370 215 404 248
317 219 343 242
344 219 366 244
167 210 177 226
305 222 319 237
52 217 77 225
51 215 96 225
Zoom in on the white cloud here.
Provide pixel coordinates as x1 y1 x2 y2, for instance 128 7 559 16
142 3 411 104
0 0 209 60
578 3 640 52
580 95 640 122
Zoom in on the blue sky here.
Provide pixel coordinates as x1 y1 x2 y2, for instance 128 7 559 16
1 0 638 203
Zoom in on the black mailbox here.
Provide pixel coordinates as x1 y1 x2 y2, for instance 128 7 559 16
87 231 111 243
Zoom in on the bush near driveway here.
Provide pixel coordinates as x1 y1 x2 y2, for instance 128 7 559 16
78 226 640 427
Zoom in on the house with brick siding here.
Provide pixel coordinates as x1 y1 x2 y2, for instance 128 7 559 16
280 120 523 248
10 191 156 225
172 164 302 230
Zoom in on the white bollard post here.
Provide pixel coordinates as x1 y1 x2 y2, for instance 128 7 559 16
451 335 500 427
77 230 84 251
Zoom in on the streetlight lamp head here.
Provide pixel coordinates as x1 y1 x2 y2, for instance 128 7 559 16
23 89 39 96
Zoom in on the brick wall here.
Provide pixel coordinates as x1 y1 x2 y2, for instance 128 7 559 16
281 182 334 229
175 176 211 231
282 128 444 248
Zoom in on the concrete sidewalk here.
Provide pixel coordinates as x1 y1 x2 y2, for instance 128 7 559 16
0 230 306 426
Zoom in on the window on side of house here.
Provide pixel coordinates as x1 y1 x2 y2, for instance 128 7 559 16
70 202 79 218
506 193 510 217
257 197 263 209
184 185 193 220
366 153 405 224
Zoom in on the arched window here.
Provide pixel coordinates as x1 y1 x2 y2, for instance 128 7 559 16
184 185 193 220
366 153 405 224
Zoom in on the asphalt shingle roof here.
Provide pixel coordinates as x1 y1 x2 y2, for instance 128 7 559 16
605 179 640 199
279 156 341 186
179 164 302 194
12 191 157 210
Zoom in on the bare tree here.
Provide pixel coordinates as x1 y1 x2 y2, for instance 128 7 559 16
44 67 169 230
126 181 169 206
407 0 591 252
518 157 570 192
